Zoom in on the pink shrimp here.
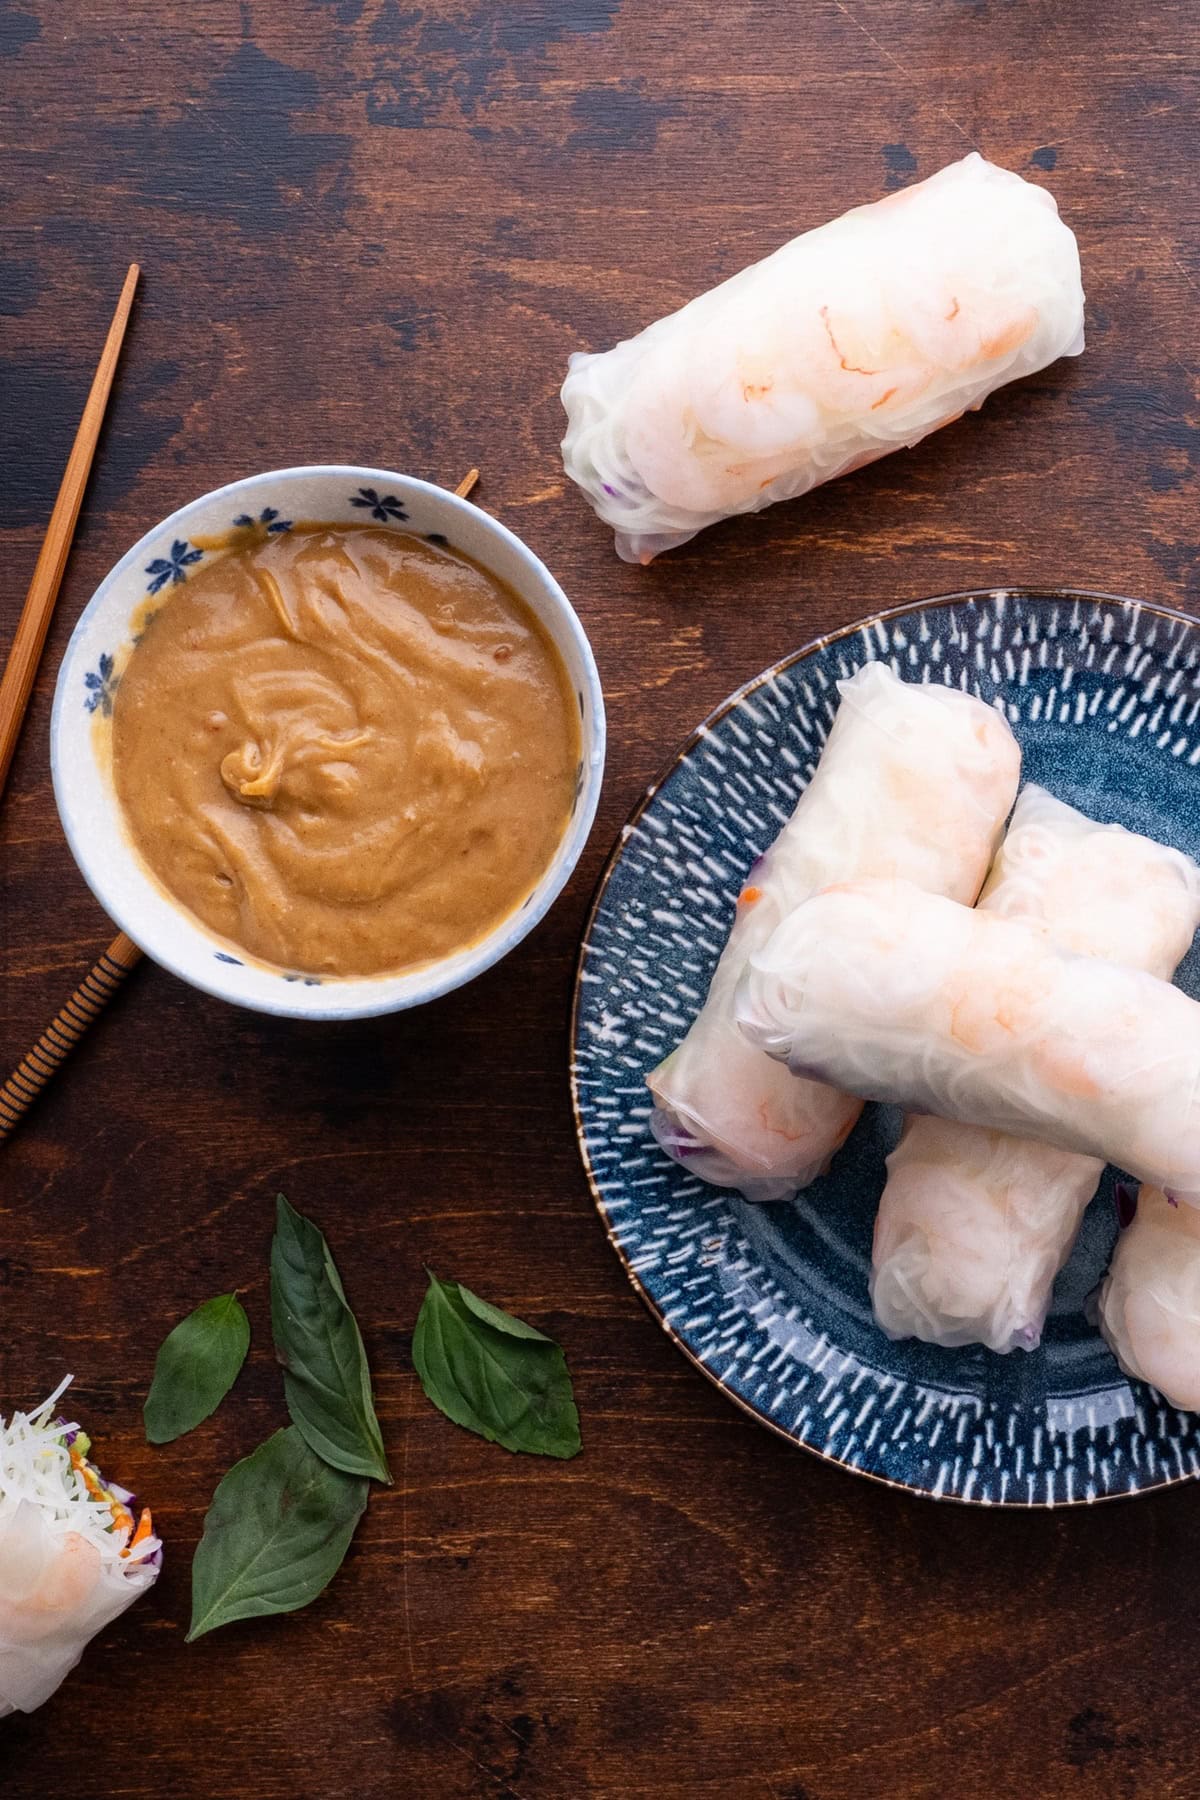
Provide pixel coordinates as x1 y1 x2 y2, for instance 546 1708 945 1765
0 1517 102 1641
1102 1187 1200 1410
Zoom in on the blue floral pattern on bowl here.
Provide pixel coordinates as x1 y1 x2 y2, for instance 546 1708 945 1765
83 651 118 717
52 465 605 1021
350 486 407 523
572 588 1200 1507
232 507 292 534
144 537 203 596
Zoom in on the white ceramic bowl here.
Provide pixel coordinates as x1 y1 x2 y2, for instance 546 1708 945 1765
52 465 606 1019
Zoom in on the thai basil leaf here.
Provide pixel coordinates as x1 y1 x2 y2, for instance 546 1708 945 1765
270 1194 391 1484
412 1273 581 1459
143 1292 250 1444
457 1284 553 1341
187 1426 367 1641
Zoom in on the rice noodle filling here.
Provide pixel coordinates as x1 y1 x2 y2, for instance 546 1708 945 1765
0 1379 161 1716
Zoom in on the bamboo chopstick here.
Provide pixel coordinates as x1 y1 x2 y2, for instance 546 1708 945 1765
0 465 481 1145
0 933 143 1140
0 263 139 799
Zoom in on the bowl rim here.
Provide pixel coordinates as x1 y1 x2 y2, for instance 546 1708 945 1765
571 583 1200 1508
51 463 606 1020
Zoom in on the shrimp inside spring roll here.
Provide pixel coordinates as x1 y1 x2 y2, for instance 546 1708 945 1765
647 663 1020 1201
562 153 1084 562
1099 1187 1200 1411
736 877 1200 1202
872 788 1200 1352
0 1380 160 1717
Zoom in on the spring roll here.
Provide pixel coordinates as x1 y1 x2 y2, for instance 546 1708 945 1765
561 152 1084 563
873 789 1200 1351
0 1380 160 1716
736 877 1200 1200
1099 1187 1200 1410
647 663 1020 1201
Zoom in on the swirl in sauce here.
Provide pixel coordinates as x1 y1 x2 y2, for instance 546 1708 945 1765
111 525 580 977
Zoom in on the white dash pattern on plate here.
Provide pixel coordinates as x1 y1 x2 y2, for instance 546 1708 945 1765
572 589 1200 1506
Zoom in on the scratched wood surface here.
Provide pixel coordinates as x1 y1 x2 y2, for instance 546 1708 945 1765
3 1 1200 1794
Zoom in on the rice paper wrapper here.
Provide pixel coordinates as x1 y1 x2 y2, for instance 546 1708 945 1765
737 876 1200 1202
1099 1186 1200 1412
561 152 1085 562
0 1498 159 1715
646 663 1019 1200
871 789 1200 1351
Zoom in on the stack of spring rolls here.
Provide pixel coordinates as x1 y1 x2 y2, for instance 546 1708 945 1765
647 663 1200 1409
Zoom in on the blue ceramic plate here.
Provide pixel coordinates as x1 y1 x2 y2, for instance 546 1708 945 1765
572 589 1200 1506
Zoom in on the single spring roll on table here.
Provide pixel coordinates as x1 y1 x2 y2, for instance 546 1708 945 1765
647 664 1020 1201
1099 1187 1200 1411
0 1380 160 1716
736 877 1200 1201
872 789 1200 1352
561 152 1085 563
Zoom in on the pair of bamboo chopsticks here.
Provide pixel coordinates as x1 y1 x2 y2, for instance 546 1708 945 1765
0 302 480 1144
0 265 141 1144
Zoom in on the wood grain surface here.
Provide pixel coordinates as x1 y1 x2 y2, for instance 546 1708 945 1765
3 2 1200 1795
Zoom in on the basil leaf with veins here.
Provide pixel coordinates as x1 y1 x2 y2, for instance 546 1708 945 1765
270 1194 391 1484
413 1272 581 1459
144 1292 250 1444
188 1426 367 1640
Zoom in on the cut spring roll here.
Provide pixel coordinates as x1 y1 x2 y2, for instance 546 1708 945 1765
737 877 1200 1200
872 789 1200 1352
647 663 1020 1201
0 1380 160 1716
561 153 1084 563
1099 1187 1200 1410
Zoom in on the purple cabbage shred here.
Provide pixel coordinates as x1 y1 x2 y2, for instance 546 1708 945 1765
649 1108 706 1162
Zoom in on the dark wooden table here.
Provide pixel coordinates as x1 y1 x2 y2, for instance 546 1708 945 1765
3 2 1200 1794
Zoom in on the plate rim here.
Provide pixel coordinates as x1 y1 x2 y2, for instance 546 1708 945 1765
571 584 1200 1508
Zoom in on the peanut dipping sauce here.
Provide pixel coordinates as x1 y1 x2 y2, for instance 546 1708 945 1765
111 525 581 977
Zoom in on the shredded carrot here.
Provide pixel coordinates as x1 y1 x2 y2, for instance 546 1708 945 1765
739 885 762 906
121 1508 154 1559
70 1447 103 1496
72 1447 133 1536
